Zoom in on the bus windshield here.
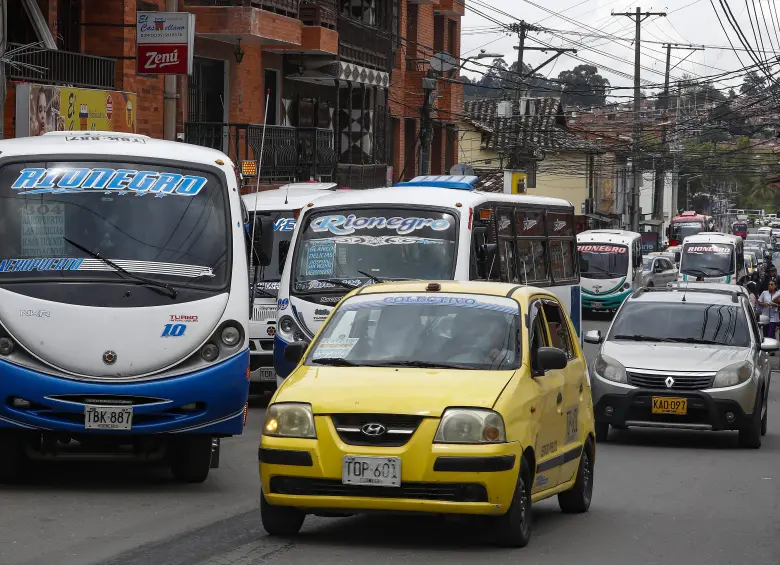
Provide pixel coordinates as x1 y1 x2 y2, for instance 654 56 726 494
578 244 629 279
293 208 457 293
681 243 735 277
249 210 295 295
0 161 229 289
671 220 705 242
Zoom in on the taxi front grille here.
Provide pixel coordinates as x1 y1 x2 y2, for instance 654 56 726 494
627 372 714 391
331 414 422 447
269 477 488 502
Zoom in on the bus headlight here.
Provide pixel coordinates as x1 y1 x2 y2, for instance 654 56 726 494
221 326 241 346
0 337 14 356
278 316 306 342
201 343 219 362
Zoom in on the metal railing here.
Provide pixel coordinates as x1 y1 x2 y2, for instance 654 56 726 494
184 122 335 182
5 43 116 90
184 0 297 17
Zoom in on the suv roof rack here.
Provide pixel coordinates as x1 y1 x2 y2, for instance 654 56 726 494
632 283 741 303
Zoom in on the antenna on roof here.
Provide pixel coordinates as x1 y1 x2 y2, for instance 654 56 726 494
682 280 688 302
248 90 271 317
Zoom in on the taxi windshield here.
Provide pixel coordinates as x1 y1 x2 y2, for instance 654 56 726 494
306 293 521 370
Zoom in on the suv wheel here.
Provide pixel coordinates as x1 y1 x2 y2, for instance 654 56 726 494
739 398 763 449
761 397 768 436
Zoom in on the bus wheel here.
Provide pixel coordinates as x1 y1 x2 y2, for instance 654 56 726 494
170 436 213 483
0 431 26 484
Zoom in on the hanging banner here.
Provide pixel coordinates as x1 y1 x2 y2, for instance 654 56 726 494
15 83 137 137
136 12 196 75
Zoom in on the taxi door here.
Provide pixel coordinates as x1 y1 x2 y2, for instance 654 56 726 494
528 299 566 493
541 299 586 485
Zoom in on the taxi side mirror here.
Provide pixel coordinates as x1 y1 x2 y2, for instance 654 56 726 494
536 347 567 372
284 342 308 364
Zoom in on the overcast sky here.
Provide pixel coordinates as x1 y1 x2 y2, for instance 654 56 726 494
461 0 777 95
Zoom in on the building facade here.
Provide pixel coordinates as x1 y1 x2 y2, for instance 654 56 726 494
3 0 462 189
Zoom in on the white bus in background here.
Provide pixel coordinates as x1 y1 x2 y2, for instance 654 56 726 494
273 175 582 382
577 230 642 314
242 184 336 393
678 232 745 284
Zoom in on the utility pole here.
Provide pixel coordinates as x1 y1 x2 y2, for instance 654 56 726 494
613 7 666 232
419 75 437 175
509 22 576 99
654 43 704 232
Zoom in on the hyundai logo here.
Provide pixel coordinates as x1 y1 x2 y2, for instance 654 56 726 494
103 350 117 365
361 423 386 436
665 376 674 388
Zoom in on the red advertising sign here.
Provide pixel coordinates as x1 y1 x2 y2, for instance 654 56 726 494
137 44 189 74
578 245 627 254
136 12 195 75
105 94 113 120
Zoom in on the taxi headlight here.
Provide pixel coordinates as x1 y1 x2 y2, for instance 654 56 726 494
594 353 627 384
713 361 753 388
263 403 316 438
434 409 506 444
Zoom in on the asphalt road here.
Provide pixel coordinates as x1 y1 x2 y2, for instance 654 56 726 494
2 316 779 565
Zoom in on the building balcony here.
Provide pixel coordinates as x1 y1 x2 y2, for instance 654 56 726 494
435 0 465 17
184 0 338 54
408 0 439 5
5 43 116 90
184 122 336 182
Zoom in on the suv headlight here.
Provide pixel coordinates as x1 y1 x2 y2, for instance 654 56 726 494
713 361 753 388
263 403 316 438
593 353 627 384
434 409 506 444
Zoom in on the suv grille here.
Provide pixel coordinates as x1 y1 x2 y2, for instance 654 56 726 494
269 477 488 502
627 371 714 391
330 414 422 447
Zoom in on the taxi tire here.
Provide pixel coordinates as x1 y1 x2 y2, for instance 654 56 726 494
170 436 212 483
738 397 763 449
261 491 305 536
595 421 609 442
494 458 532 548
558 440 594 514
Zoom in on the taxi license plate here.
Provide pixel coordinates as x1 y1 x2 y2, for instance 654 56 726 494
342 456 401 487
258 368 276 381
84 405 133 430
651 397 687 415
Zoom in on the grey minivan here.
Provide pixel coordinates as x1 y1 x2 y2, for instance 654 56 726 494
585 283 778 448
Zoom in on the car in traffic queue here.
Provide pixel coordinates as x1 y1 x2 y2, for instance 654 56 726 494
638 253 678 287
744 251 760 277
259 281 596 547
584 283 777 448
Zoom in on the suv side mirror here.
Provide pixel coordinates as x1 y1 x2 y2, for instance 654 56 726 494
535 347 567 372
584 330 603 344
283 342 308 364
251 216 274 267
759 314 770 326
761 337 780 351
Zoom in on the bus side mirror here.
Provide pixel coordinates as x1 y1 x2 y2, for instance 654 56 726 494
251 216 274 267
278 240 290 273
674 252 681 263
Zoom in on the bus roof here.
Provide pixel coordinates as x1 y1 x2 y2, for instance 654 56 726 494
299 185 574 213
0 131 230 166
672 213 706 221
576 230 641 245
242 187 333 211
682 233 742 245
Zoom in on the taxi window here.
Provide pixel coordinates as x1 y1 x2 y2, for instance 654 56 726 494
542 301 575 360
528 301 549 372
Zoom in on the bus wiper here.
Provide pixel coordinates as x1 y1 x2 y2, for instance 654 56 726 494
583 264 611 276
312 357 360 366
613 334 675 343
357 269 388 283
318 279 361 290
63 237 177 299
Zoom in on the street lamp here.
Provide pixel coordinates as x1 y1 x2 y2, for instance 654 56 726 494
460 49 505 71
680 173 702 210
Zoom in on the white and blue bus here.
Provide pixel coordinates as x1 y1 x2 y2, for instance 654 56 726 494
0 131 272 483
274 175 581 381
577 230 642 313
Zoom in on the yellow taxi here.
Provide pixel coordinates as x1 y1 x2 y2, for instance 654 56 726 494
259 281 596 547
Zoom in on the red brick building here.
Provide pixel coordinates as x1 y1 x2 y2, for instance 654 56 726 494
4 0 462 188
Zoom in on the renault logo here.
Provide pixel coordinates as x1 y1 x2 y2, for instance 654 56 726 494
103 351 117 365
665 376 674 388
361 423 386 436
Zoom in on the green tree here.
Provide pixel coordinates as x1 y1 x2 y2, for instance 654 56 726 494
556 65 610 108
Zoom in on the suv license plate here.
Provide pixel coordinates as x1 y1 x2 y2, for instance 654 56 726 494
84 405 133 430
651 397 687 415
342 456 401 487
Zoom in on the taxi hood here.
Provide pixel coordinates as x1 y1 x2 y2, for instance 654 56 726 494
276 366 515 416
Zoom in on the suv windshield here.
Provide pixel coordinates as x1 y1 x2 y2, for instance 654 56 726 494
249 210 295 295
681 243 735 277
609 301 750 347
307 293 521 370
0 161 229 289
578 244 629 279
293 208 457 293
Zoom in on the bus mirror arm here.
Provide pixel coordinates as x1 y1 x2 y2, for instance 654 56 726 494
252 216 274 267
477 243 498 279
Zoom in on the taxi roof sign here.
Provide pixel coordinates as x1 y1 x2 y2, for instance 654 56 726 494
394 175 479 190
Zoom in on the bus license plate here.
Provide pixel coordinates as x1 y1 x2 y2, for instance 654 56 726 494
651 397 687 415
342 456 401 487
84 405 133 430
259 368 276 381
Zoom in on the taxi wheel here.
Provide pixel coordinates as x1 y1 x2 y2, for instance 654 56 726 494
558 440 594 514
261 491 305 536
738 398 763 449
494 459 532 548
595 421 609 442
